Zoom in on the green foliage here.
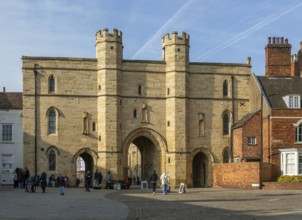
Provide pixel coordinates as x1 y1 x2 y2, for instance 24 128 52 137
277 175 302 183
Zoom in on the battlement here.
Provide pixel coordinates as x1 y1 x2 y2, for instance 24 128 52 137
162 31 190 46
95 28 122 43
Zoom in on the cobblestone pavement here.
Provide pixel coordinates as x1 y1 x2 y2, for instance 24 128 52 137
1 186 302 219
0 186 128 220
106 186 302 220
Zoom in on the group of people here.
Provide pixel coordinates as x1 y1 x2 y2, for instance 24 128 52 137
84 170 113 192
13 167 30 189
14 168 170 195
149 170 169 195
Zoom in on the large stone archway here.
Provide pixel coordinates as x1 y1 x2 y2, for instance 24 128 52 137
122 128 167 182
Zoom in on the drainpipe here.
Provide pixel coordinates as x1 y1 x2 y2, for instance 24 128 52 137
34 64 38 175
230 76 235 162
259 91 264 189
268 114 271 163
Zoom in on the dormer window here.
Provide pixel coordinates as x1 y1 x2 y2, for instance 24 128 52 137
283 95 300 109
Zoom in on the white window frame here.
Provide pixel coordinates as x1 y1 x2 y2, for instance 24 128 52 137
247 137 257 145
1 124 13 142
280 148 302 176
293 120 302 143
283 95 301 109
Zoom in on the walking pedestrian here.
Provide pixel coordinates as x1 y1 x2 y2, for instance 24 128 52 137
40 171 47 193
85 171 91 192
160 171 169 195
149 170 158 195
58 175 66 195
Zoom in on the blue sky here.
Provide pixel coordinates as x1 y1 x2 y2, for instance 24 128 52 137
1 0 302 92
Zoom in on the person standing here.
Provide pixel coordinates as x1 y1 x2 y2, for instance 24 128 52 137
97 170 103 189
160 171 169 195
58 175 66 195
106 171 112 189
93 170 98 189
85 171 91 192
49 175 55 187
40 171 47 193
149 170 158 195
13 168 18 188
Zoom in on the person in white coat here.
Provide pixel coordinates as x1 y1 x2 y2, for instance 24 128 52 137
159 171 169 195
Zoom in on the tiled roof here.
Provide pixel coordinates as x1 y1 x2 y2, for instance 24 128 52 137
232 109 261 129
257 76 302 109
0 92 22 109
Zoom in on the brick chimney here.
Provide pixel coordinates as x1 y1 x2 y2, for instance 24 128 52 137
291 54 299 77
298 41 302 76
265 37 292 77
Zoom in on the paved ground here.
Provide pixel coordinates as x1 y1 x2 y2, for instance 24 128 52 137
1 186 302 219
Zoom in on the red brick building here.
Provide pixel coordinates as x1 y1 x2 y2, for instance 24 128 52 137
232 37 302 181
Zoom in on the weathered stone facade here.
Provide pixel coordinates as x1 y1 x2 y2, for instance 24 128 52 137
22 28 251 187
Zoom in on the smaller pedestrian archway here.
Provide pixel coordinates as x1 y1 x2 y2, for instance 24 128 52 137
191 148 214 188
73 148 98 187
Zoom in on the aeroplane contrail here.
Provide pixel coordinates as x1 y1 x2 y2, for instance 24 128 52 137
132 0 194 59
193 2 302 61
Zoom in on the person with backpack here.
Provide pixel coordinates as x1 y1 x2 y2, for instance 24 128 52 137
160 171 169 195
149 170 158 195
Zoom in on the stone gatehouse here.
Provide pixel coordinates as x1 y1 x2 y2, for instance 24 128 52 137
22 28 251 187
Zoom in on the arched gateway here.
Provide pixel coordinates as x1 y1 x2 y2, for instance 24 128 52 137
122 128 167 182
22 28 251 189
191 148 214 187
72 148 98 186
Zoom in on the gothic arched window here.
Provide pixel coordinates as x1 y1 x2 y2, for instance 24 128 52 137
48 109 56 134
223 148 229 163
49 149 56 171
223 111 229 135
138 85 142 95
223 80 228 97
49 75 55 93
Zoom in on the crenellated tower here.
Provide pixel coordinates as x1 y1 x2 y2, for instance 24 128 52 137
163 32 190 185
96 28 123 177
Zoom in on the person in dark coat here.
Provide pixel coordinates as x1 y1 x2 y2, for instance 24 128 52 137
40 171 47 193
149 170 158 195
97 170 103 189
85 171 91 192
57 175 67 195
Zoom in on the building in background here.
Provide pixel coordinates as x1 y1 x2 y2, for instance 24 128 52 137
232 37 302 182
0 88 23 185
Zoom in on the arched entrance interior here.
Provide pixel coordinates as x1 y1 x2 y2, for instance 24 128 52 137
127 136 161 184
192 152 208 187
76 152 93 187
